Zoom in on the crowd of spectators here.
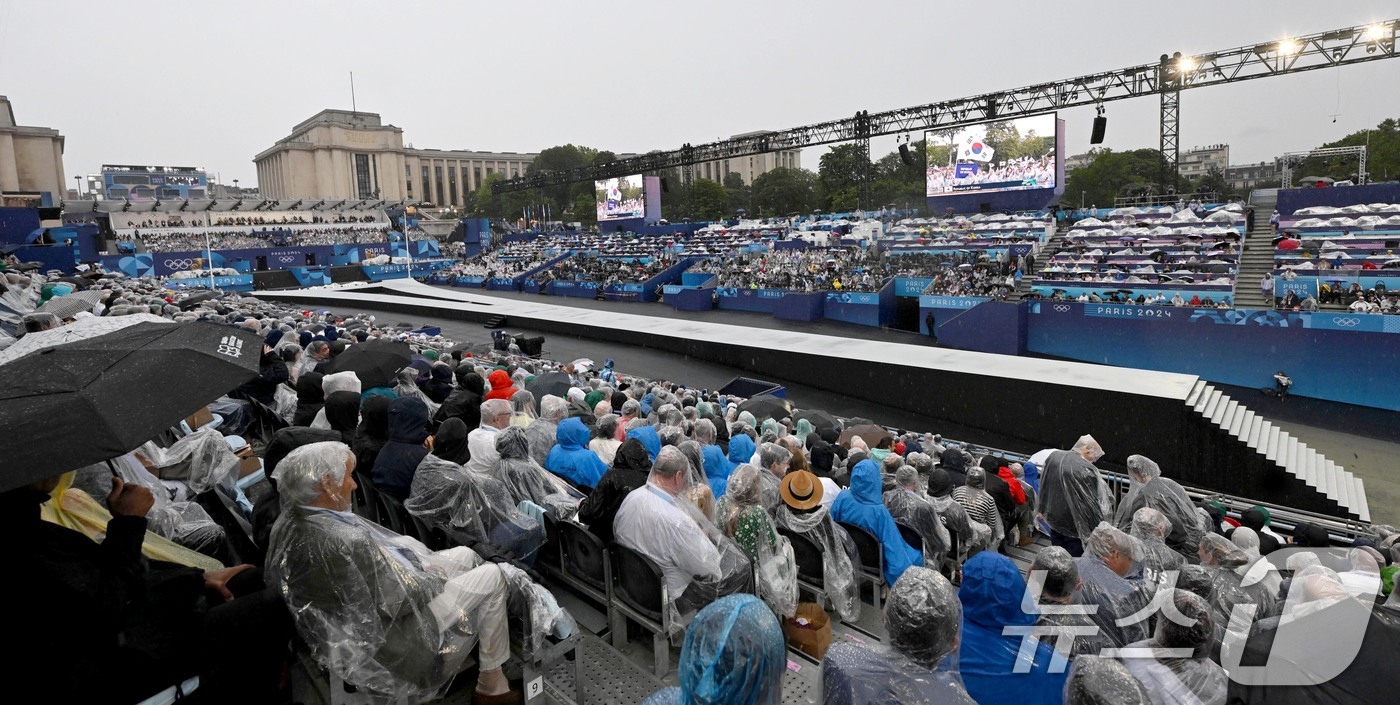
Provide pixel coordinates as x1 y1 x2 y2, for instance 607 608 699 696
533 252 679 286
440 241 558 279
7 261 1400 704
1269 205 1400 314
693 248 890 292
133 226 393 253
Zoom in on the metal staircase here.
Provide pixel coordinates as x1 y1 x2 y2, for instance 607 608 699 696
1184 379 1369 521
1231 190 1279 309
1009 227 1071 301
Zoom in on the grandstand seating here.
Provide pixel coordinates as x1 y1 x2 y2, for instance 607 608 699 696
1271 202 1400 312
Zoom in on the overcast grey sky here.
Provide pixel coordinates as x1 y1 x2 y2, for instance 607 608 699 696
2 1 1397 188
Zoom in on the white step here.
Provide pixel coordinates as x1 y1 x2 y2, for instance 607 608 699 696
1185 380 1208 408
1333 463 1353 509
1229 407 1249 437
1211 397 1234 426
1320 457 1337 500
1263 424 1281 461
1202 389 1224 420
1294 447 1315 485
1245 413 1263 447
1220 399 1241 430
1193 384 1214 413
1352 476 1371 522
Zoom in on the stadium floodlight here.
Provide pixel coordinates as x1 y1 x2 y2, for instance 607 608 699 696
1177 55 1197 73
1365 23 1388 41
1277 38 1301 55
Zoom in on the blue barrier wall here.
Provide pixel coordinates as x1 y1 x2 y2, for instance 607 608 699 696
671 288 715 311
1026 302 1400 411
632 257 701 303
822 279 895 327
1276 183 1400 215
917 296 992 335
549 280 601 298
716 287 787 313
926 185 1058 215
682 272 716 287
0 207 41 244
773 292 825 321
938 301 1026 356
14 244 77 273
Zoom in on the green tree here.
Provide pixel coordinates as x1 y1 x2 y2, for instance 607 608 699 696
1295 117 1400 183
871 139 930 212
750 167 817 216
817 144 870 210
1190 165 1233 199
685 178 730 221
723 172 751 214
1062 148 1167 208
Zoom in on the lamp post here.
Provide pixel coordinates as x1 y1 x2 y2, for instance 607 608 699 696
232 179 239 197
73 175 82 200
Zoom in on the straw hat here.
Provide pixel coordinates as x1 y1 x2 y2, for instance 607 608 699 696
779 470 823 511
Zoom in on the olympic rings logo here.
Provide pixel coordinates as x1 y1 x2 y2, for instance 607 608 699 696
1332 317 1361 327
1054 304 1071 313
163 259 196 269
276 255 298 263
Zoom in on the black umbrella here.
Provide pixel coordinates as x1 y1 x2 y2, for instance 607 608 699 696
793 408 840 432
0 322 261 491
737 394 793 424
526 371 573 401
329 338 411 389
178 290 218 310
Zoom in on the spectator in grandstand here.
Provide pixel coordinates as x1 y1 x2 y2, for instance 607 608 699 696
466 399 511 475
484 369 518 401
1064 656 1151 705
545 417 608 490
525 395 568 467
613 446 724 614
641 594 785 705
292 370 326 426
1130 507 1186 588
578 437 653 545
1111 454 1204 559
353 396 392 473
715 464 797 617
1037 435 1108 557
821 566 973 704
1121 589 1227 705
491 426 584 520
589 414 622 466
926 465 990 566
957 552 1070 705
419 363 453 404
1076 523 1151 648
236 339 289 406
755 441 791 512
884 465 951 567
8 470 292 703
952 467 1004 554
407 419 543 562
1027 547 1116 659
370 397 432 500
433 368 485 431
831 459 923 586
266 442 519 704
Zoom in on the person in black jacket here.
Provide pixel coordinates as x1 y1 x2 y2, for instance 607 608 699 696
353 395 392 474
372 397 431 501
291 371 325 427
419 363 454 404
576 437 651 545
432 368 485 432
236 342 289 406
7 473 292 703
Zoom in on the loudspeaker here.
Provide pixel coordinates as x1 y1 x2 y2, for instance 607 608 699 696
661 178 670 193
899 143 915 166
1090 116 1108 144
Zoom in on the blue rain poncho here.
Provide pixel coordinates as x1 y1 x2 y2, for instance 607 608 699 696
726 433 756 471
702 443 732 497
641 594 785 705
958 552 1069 705
830 459 922 586
544 417 608 489
626 424 662 463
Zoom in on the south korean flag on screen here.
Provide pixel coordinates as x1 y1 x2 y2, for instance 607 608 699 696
957 135 995 163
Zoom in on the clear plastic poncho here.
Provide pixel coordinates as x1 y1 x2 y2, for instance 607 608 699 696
394 368 440 416
1064 656 1151 705
95 451 228 559
490 426 584 519
715 465 797 618
1129 507 1186 591
1112 455 1204 558
774 500 862 622
1077 523 1151 648
1120 589 1228 705
509 389 537 428
1198 533 1279 643
1038 447 1111 540
822 643 976 705
404 453 543 563
135 428 239 495
267 505 491 702
884 488 951 567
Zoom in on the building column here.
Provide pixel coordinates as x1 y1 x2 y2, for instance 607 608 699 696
0 133 18 191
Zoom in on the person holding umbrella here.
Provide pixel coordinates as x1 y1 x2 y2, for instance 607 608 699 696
6 472 293 703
